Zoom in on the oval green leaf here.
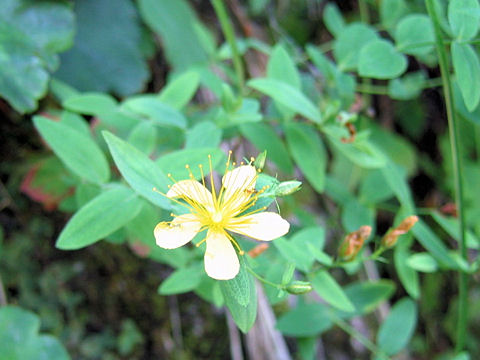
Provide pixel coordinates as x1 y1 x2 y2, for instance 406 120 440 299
33 115 110 184
358 39 407 79
56 185 143 250
309 270 355 312
285 122 326 192
219 257 257 333
247 78 322 123
448 0 480 41
452 42 480 112
377 298 417 355
103 131 171 209
63 92 118 115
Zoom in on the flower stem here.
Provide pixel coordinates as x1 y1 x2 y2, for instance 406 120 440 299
245 265 283 289
425 0 468 352
211 0 245 92
330 313 390 359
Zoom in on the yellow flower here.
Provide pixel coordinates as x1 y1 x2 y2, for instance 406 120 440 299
154 152 290 280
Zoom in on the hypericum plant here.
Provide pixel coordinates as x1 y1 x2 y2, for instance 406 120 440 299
11 0 479 358
154 154 290 280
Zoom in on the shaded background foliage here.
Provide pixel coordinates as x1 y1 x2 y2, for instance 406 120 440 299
1 0 480 359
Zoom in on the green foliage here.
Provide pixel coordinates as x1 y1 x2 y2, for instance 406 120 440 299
56 0 149 95
219 258 257 333
377 298 417 355
33 116 110 184
0 306 70 360
56 185 143 250
1 0 478 357
0 0 74 113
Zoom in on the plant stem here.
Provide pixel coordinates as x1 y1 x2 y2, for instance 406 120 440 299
425 0 468 352
0 275 7 306
245 265 282 289
211 0 245 92
330 313 390 359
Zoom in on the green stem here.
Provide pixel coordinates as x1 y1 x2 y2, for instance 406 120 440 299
211 0 245 92
0 275 7 306
358 0 371 24
356 77 444 95
475 125 480 160
425 0 468 352
331 313 390 359
246 265 283 289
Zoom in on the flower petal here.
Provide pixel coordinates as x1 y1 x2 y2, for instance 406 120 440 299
204 230 240 280
221 165 257 211
154 214 201 249
167 180 214 209
227 212 290 241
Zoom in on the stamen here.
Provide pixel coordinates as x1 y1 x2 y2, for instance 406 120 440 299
225 232 245 255
196 238 207 247
208 154 218 207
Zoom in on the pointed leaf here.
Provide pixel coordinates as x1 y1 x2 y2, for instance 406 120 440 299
56 185 143 250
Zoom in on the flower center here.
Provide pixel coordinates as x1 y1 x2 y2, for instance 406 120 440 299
212 211 223 224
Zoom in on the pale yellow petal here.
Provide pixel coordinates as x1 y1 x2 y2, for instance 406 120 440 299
204 230 240 280
154 214 201 249
221 165 257 212
227 212 290 241
166 180 214 209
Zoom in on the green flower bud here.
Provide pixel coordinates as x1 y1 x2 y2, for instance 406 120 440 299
286 281 313 295
275 181 302 196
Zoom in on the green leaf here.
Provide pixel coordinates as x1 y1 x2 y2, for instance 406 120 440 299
158 263 205 295
267 44 300 88
33 116 110 184
185 121 222 149
452 42 480 112
380 161 415 212
122 96 187 129
285 122 327 192
248 78 322 123
395 241 420 299
323 3 345 37
56 185 143 250
359 170 395 204
103 131 171 209
412 220 460 269
407 253 439 272
63 93 118 116
60 111 91 136
309 271 355 312
276 303 332 337
127 122 157 155
324 126 387 169
0 306 70 360
448 0 480 41
274 227 325 272
395 14 435 56
377 298 417 355
138 0 210 70
156 148 226 180
342 280 395 316
388 72 427 100
358 39 407 79
430 211 479 249
380 0 409 29
342 198 375 232
333 23 378 71
267 44 301 118
56 0 149 96
159 71 200 109
240 122 294 173
220 257 257 333
0 0 74 113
